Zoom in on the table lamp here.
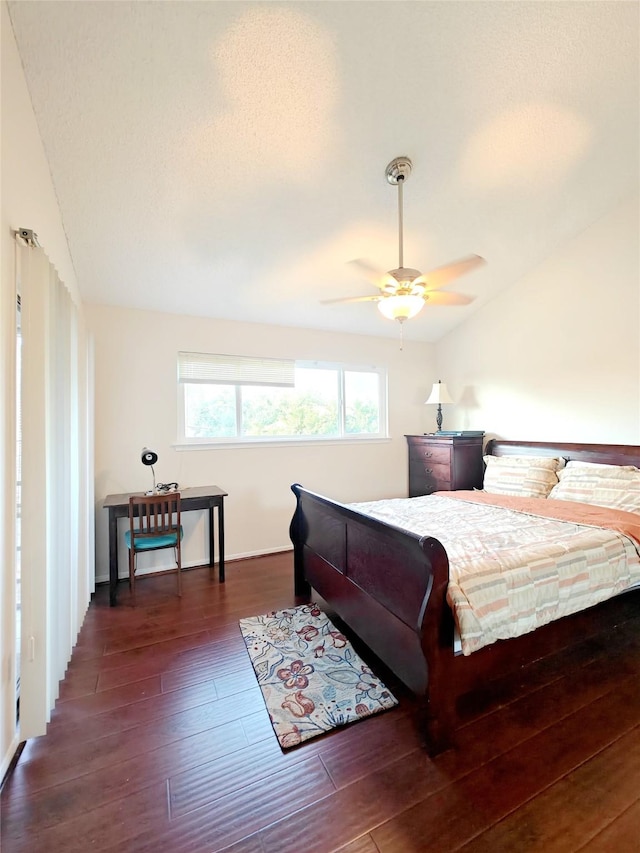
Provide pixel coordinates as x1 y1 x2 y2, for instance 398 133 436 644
425 380 454 432
141 447 158 494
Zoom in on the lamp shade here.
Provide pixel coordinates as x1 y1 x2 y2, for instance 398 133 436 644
141 447 158 466
377 294 425 322
425 380 454 406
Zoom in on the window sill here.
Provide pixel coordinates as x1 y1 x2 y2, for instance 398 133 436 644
173 437 392 451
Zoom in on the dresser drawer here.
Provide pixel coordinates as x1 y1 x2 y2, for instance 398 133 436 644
409 469 451 495
408 443 451 466
411 459 451 482
409 472 451 498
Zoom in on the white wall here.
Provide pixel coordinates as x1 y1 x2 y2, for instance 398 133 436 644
0 1 82 778
87 194 640 585
436 194 640 444
86 303 436 582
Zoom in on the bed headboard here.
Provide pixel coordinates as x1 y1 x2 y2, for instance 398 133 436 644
486 439 640 469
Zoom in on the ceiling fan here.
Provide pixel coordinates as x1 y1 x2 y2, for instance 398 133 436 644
324 156 486 324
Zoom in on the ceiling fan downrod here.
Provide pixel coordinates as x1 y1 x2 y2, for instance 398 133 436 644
398 178 404 268
385 156 412 271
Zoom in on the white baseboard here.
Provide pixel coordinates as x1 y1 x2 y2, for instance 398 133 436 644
94 545 293 585
227 545 292 561
1 733 21 787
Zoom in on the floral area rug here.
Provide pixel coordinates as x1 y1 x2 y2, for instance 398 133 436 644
239 602 398 749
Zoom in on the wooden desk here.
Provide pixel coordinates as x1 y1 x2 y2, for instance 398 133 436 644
103 485 227 606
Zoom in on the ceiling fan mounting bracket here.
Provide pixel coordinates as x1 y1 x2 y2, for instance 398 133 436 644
385 156 412 185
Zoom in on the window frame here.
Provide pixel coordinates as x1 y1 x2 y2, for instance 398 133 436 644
176 357 389 447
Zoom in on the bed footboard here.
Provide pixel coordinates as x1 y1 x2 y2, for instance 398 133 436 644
290 484 453 751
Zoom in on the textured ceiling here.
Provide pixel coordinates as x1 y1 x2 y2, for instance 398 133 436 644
7 1 639 342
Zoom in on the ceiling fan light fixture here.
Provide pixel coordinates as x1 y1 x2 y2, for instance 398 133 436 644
377 294 425 322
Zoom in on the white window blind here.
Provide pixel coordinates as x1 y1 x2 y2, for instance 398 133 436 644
178 352 295 387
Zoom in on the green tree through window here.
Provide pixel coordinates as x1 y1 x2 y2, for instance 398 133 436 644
180 361 386 442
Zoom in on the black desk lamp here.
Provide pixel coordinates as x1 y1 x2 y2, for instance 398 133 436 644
141 447 158 494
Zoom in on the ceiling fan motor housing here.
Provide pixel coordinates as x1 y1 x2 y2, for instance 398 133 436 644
389 267 422 284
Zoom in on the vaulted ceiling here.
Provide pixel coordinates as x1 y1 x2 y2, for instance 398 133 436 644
7 1 639 341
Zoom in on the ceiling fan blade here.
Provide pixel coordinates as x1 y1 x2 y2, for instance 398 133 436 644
414 254 486 291
321 295 381 305
424 291 475 306
348 258 386 279
348 258 397 291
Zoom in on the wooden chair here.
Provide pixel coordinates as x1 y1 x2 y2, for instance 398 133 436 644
124 493 183 603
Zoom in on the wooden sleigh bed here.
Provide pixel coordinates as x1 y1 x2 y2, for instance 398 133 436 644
289 439 640 754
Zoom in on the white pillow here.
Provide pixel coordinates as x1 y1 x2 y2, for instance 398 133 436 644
548 460 640 513
483 455 564 499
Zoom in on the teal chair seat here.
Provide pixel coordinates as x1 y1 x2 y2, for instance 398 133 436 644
125 526 183 551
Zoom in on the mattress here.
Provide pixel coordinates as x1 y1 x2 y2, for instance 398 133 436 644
349 491 640 654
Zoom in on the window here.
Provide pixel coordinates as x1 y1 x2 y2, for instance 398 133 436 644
177 352 387 444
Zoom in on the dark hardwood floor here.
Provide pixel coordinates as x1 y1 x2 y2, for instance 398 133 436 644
2 554 640 852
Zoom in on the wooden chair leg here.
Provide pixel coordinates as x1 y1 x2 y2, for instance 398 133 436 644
176 545 182 597
129 549 136 605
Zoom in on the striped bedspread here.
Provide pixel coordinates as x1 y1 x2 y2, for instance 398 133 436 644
348 491 640 655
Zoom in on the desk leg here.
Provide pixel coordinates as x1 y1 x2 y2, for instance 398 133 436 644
218 500 225 583
109 510 119 606
208 505 215 577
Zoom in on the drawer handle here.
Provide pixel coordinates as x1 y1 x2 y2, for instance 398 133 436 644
425 467 433 474
423 451 433 458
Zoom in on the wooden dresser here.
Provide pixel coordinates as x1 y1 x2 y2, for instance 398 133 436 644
405 434 484 497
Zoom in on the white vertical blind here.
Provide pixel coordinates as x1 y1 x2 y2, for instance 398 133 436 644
1 247 19 780
18 239 94 739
